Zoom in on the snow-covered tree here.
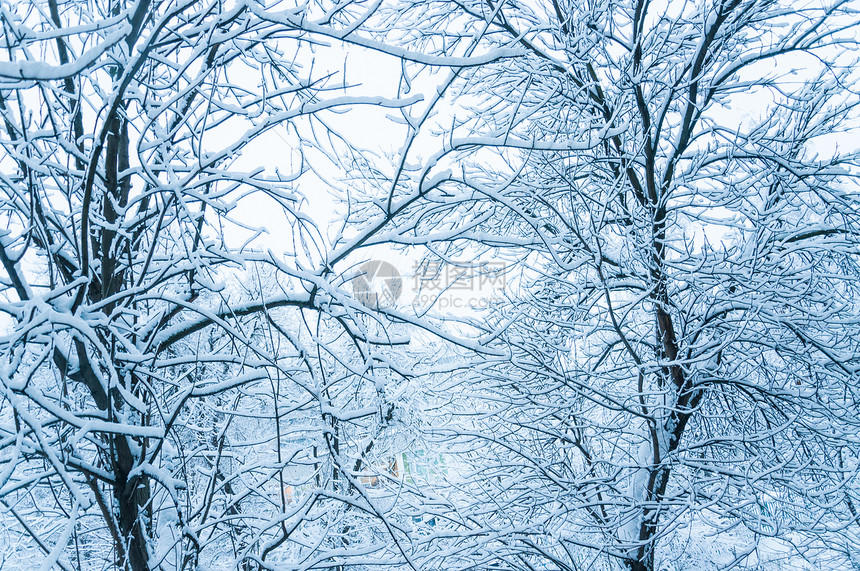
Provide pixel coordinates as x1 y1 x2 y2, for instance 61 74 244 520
350 0 860 569
0 1 509 568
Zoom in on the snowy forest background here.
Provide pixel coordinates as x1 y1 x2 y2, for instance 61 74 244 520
1 0 860 570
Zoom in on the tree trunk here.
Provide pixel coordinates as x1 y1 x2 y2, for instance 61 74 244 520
114 434 150 571
626 558 653 571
